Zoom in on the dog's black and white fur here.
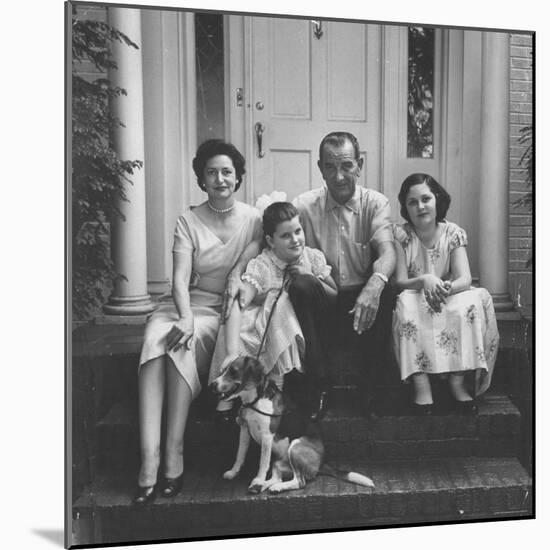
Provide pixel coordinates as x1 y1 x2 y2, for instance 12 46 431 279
209 356 374 493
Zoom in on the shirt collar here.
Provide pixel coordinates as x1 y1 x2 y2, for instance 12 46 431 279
324 186 361 214
266 248 304 270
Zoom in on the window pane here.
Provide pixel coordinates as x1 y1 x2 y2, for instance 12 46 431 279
195 13 224 143
408 26 434 158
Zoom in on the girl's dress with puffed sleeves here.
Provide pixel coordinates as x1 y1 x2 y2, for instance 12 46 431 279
209 246 332 387
139 203 262 399
392 221 499 396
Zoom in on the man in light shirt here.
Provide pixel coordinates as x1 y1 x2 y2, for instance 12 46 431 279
290 131 396 419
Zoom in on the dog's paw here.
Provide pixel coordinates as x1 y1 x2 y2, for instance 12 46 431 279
268 482 284 493
248 478 265 493
223 470 238 480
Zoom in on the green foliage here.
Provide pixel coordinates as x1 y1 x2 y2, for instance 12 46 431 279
516 125 533 211
407 26 434 158
512 52 533 268
515 124 533 268
72 9 143 320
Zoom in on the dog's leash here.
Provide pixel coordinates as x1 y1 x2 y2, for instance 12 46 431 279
240 394 283 417
254 266 289 362
240 266 290 418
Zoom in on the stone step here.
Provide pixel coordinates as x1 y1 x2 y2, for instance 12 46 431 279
72 456 532 546
72 318 529 416
92 392 521 473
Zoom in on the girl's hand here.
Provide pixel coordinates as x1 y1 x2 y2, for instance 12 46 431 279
166 315 194 352
287 263 312 279
422 274 448 312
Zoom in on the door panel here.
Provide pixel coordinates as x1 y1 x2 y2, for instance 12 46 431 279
271 20 311 119
327 22 367 121
246 17 382 202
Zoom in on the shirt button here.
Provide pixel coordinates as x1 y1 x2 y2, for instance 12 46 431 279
342 274 347 280
341 225 345 231
341 251 345 255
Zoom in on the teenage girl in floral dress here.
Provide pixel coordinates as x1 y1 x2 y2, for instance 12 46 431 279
392 173 499 415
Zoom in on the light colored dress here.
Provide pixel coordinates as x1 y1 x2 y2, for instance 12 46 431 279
392 221 499 396
139 203 262 399
209 246 332 387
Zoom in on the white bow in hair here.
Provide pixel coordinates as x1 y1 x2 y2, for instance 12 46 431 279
254 191 288 214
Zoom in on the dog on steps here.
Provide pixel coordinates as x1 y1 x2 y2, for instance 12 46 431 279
209 356 374 494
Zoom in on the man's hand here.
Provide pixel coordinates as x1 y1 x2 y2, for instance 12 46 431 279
349 276 384 334
166 315 194 352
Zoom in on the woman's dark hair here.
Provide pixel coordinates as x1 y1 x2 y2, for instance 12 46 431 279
262 202 300 237
192 139 246 191
398 173 451 223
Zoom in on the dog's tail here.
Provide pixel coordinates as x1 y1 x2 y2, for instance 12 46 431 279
319 463 375 488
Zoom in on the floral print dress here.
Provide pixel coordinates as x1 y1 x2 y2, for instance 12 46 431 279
392 222 499 396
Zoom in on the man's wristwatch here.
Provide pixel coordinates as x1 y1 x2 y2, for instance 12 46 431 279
372 271 388 285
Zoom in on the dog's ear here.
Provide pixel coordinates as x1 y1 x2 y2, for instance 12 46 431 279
263 379 279 400
243 356 266 387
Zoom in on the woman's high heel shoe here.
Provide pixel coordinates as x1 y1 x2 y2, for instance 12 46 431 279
133 484 157 505
454 399 478 415
411 402 434 416
160 473 184 498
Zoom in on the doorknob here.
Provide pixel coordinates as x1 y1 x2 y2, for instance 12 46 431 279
255 122 265 158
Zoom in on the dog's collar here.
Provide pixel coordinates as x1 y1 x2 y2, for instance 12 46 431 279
240 395 283 418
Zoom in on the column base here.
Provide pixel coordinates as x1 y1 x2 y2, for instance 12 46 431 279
103 294 157 316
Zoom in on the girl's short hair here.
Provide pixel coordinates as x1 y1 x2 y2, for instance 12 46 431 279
262 202 300 237
192 139 246 191
398 173 451 223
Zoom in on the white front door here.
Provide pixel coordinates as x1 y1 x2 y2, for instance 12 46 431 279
228 16 383 203
225 19 482 276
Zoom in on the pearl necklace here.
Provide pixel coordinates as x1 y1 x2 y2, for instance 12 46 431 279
207 201 235 214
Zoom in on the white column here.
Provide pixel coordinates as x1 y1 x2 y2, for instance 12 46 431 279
103 7 155 315
479 32 514 312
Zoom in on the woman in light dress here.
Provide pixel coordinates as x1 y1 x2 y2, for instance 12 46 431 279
392 173 499 415
134 139 262 503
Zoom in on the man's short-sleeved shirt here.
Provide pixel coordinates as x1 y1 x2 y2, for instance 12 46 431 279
293 186 393 289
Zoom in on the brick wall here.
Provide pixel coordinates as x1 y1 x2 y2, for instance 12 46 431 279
508 33 534 317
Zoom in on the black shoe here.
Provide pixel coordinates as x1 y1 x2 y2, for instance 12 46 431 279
310 389 330 422
214 408 236 426
411 402 434 416
360 397 379 420
133 485 157 505
160 473 184 498
453 399 478 415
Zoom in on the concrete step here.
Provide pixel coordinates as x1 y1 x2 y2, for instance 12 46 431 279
93 392 521 473
72 456 532 546
72 317 530 410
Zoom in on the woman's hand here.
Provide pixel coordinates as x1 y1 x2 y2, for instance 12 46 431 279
422 274 450 312
165 315 194 352
222 276 245 323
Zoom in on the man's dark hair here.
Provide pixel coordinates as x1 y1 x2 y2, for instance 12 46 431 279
318 131 360 162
